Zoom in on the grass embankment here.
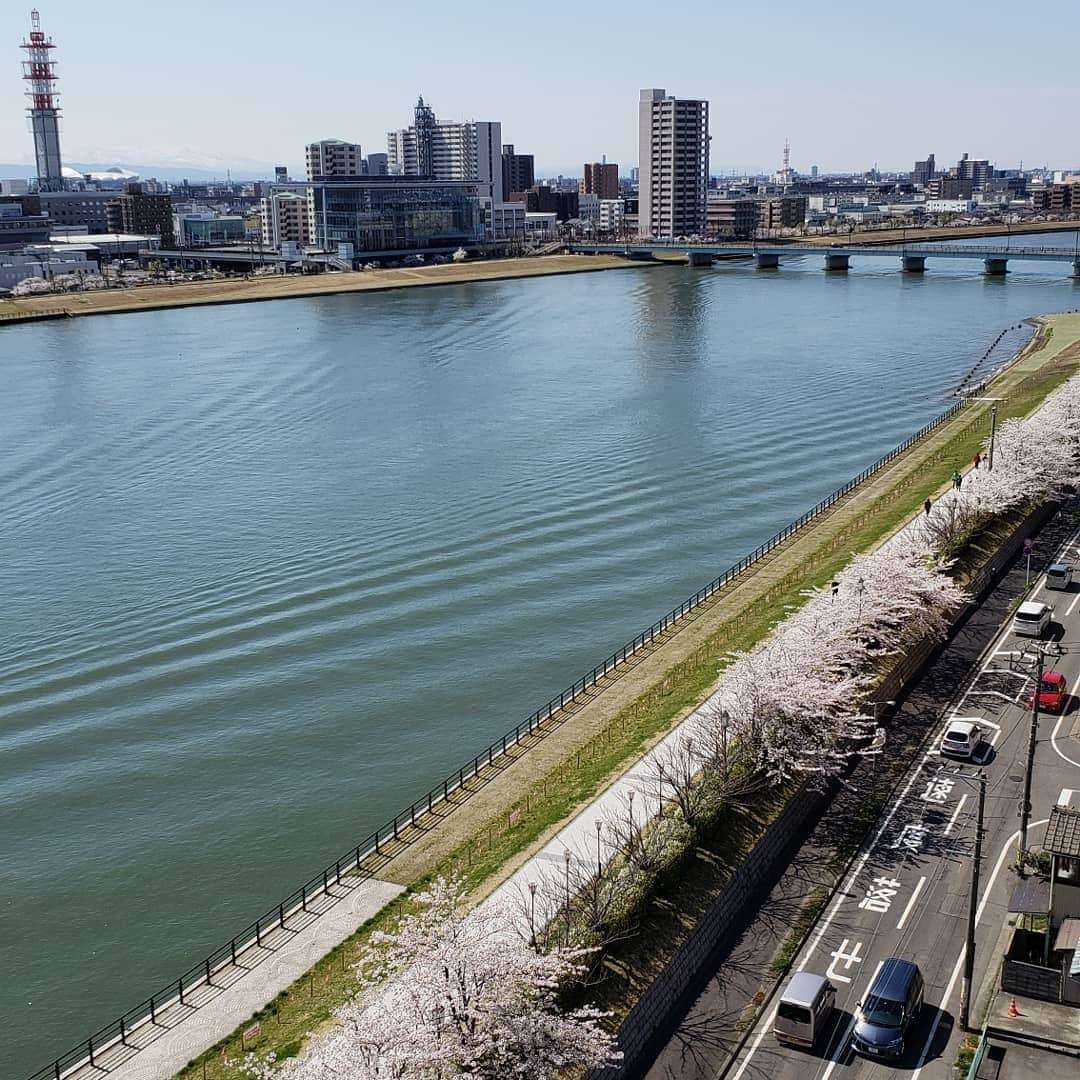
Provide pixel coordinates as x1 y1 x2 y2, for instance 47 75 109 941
174 317 1080 1079
0 254 647 322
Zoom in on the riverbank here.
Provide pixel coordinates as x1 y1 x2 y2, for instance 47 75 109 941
117 314 1079 1080
0 254 647 324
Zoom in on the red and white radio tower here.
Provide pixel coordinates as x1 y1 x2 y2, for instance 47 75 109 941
21 9 64 192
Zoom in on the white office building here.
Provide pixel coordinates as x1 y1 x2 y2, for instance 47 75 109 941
388 98 503 203
637 88 709 238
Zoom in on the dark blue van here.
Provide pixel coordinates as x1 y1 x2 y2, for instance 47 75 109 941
851 958 923 1058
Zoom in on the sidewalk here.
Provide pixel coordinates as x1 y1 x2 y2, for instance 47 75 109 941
58 877 402 1080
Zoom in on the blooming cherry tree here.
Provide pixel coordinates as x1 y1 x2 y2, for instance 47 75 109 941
245 877 617 1080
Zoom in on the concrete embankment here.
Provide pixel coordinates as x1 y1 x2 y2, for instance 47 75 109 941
33 314 1080 1080
0 254 649 324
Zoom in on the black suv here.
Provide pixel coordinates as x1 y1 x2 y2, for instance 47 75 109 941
851 958 923 1058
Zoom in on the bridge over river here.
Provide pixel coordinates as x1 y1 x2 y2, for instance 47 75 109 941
568 240 1080 276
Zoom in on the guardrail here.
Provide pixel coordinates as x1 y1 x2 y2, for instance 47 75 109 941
0 307 69 321
25 393 974 1080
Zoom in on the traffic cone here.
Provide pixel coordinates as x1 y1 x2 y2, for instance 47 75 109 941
1006 996 1020 1018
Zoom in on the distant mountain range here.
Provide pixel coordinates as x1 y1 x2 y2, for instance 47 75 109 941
0 162 282 183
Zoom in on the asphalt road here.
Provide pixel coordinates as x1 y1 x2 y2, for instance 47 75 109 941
648 502 1080 1080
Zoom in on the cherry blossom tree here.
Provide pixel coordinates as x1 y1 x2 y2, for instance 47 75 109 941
245 877 617 1080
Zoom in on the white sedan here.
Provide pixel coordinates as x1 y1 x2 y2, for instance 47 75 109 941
940 718 983 760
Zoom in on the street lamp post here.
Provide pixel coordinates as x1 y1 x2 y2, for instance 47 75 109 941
528 881 537 948
563 850 573 946
594 819 603 880
955 769 988 1032
1019 648 1044 858
988 406 998 472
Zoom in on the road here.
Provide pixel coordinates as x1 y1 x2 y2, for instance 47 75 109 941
648 502 1080 1080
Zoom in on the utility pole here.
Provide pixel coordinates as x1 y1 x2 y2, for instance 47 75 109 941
960 773 987 1032
1019 649 1043 857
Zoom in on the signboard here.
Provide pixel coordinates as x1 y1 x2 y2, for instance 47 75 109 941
242 1023 261 1047
509 808 522 828
1023 538 1033 554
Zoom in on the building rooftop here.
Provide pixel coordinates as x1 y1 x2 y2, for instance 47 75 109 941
1044 805 1080 857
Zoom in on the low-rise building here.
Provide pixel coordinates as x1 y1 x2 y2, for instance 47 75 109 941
524 212 558 243
599 199 626 235
0 244 97 291
308 177 483 256
707 196 758 238
758 195 808 231
925 199 977 215
39 191 115 233
482 199 526 242
175 213 247 247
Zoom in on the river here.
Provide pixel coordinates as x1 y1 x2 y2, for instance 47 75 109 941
1 234 1078 1075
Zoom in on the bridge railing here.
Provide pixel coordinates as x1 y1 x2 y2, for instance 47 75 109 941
24 393 974 1080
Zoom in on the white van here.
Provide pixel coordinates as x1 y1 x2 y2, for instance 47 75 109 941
1011 601 1051 638
774 972 836 1048
1047 564 1073 590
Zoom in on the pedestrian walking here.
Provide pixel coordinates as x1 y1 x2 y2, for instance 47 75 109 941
951 470 963 490
924 498 932 516
973 452 982 469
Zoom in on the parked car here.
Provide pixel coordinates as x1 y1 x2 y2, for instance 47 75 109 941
851 958 923 1059
1011 600 1052 638
774 972 836 1048
1028 670 1068 713
940 717 983 759
1046 563 1073 590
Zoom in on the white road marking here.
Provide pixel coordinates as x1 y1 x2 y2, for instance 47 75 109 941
1051 715 1080 769
820 961 885 1080
944 795 969 837
729 1006 776 1080
1067 590 1080 617
895 876 927 930
910 822 1048 1079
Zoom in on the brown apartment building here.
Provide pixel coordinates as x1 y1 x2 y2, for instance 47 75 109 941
106 183 174 246
581 162 619 200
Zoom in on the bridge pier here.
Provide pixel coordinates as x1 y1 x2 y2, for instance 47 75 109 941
901 255 926 273
823 253 850 272
983 257 1009 276
1073 260 1080 279
755 253 780 269
687 251 714 267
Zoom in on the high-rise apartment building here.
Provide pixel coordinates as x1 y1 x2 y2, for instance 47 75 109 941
956 153 992 190
106 184 175 246
637 88 709 238
912 153 935 188
261 191 312 249
388 98 503 202
501 145 535 197
582 161 619 200
306 139 362 180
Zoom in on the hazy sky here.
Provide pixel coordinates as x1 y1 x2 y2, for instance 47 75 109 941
1 1 1077 176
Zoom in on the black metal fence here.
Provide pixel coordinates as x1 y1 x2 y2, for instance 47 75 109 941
25 395 972 1080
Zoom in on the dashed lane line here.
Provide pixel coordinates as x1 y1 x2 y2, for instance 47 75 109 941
896 876 927 931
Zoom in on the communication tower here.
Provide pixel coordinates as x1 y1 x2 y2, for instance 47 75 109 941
21 9 64 192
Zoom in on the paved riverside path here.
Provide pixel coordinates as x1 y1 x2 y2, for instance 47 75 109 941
68 877 402 1080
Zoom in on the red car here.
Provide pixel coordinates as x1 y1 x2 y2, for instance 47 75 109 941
1028 671 1068 713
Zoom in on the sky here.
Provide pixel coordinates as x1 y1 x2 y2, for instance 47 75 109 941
1 1 1078 178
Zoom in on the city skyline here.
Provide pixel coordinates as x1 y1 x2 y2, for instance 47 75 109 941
1 2 1079 179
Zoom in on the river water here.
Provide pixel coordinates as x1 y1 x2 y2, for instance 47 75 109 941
2 236 1078 1074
